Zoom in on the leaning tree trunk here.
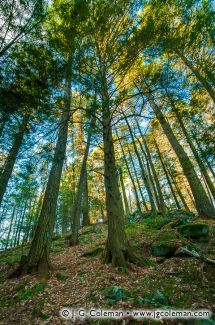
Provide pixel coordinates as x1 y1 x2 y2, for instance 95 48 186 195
148 95 215 218
170 99 215 200
175 49 215 103
0 115 29 206
11 53 72 278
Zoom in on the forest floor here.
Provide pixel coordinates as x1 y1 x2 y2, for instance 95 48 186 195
0 214 215 325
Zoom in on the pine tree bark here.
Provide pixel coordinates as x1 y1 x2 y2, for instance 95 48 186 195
0 115 29 206
148 95 214 217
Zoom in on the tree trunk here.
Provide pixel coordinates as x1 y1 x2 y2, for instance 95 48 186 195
170 99 215 200
12 53 72 278
22 197 36 245
153 137 181 210
136 121 167 213
192 133 215 181
166 164 190 211
15 202 27 247
136 137 162 211
202 173 214 208
0 111 9 138
148 95 215 218
119 166 130 216
0 115 29 206
5 205 16 250
82 171 90 227
126 145 148 212
175 49 215 103
118 139 143 215
0 203 7 226
125 117 157 213
30 173 47 239
101 72 143 267
61 196 69 234
69 117 94 246
140 143 160 210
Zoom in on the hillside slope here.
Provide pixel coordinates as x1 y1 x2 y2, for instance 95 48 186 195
0 215 215 325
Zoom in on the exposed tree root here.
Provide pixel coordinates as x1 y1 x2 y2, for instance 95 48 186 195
8 255 51 279
102 242 146 267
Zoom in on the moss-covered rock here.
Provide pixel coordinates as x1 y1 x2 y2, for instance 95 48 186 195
178 224 209 238
151 243 178 257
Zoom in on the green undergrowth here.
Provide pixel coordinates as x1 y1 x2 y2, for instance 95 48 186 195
0 247 28 265
16 282 45 301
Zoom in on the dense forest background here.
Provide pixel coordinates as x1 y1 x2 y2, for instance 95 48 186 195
0 0 214 323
